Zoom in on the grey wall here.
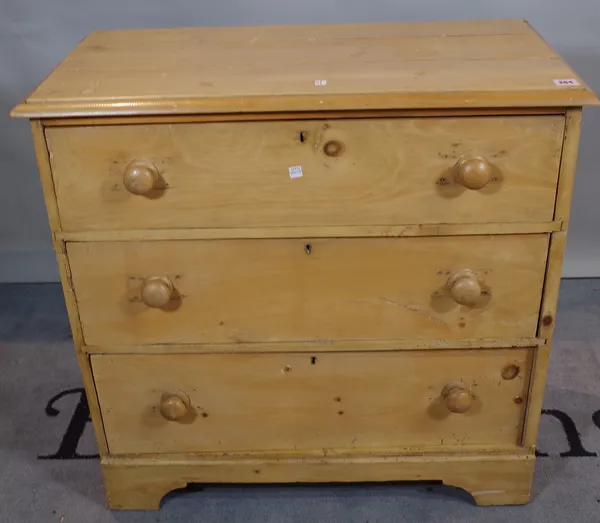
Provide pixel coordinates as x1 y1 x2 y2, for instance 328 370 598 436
1 0 599 282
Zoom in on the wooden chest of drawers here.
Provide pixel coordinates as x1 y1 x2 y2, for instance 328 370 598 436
12 20 598 509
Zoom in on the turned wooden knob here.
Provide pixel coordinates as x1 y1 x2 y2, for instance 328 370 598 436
159 392 189 421
447 269 482 307
454 157 492 190
141 276 174 308
323 140 344 157
442 383 473 414
123 161 159 195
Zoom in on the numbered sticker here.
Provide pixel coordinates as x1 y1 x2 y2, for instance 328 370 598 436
314 80 327 86
553 78 580 87
289 166 303 179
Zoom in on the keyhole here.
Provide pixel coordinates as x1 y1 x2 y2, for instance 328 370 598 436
299 131 307 143
304 244 312 255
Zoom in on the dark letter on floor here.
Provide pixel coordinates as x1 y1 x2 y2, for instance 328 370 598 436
536 409 597 457
38 388 99 460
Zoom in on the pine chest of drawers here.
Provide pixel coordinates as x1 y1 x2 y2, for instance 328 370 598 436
12 20 599 509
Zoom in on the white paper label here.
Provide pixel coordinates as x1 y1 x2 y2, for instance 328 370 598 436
314 79 327 86
289 165 303 179
553 78 580 87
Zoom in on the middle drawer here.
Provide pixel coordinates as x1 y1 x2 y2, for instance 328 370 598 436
68 235 548 347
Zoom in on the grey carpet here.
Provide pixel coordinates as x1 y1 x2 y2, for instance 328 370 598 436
1 280 599 522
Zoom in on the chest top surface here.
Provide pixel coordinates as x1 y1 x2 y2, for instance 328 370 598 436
11 19 598 118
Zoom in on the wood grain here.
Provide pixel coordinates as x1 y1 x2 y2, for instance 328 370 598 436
46 116 564 231
30 121 62 231
14 90 599 119
524 231 569 448
15 19 592 511
53 240 84 346
57 221 562 242
521 343 552 450
67 235 549 346
52 240 109 454
99 446 532 460
11 21 598 118
75 351 109 454
82 337 544 355
30 120 109 455
91 348 532 455
40 107 567 127
554 109 583 228
101 451 535 509
540 200 573 339
522 113 583 448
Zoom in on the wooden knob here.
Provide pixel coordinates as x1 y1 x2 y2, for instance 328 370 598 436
159 392 189 421
141 276 174 308
455 157 492 190
123 161 159 195
447 269 482 307
323 140 344 157
442 383 473 413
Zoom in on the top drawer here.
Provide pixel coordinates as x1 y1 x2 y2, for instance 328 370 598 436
46 116 564 231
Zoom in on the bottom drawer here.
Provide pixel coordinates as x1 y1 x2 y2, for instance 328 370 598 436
92 349 533 455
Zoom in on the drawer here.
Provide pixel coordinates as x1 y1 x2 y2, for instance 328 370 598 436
46 116 564 231
92 348 533 455
68 235 549 346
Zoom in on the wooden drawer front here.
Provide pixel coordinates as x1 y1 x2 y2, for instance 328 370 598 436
47 116 563 231
92 349 532 455
68 235 548 346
